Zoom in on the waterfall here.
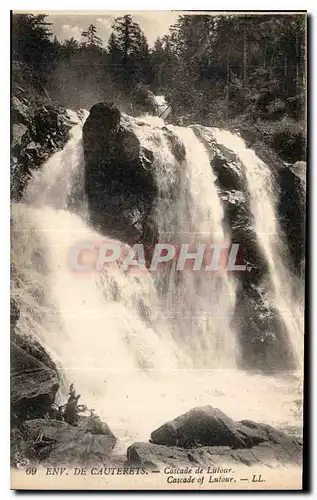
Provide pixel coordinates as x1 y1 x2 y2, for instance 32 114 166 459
11 110 303 448
211 129 304 368
132 120 238 367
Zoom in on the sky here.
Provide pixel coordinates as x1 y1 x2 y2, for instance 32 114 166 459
39 11 180 47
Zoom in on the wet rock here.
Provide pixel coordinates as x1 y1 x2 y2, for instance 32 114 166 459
11 342 59 421
127 442 199 468
12 123 28 148
13 334 57 373
131 84 158 115
11 85 72 200
10 297 20 332
162 128 186 163
128 406 302 469
12 96 33 124
212 151 246 192
150 406 266 449
127 440 301 469
22 417 116 466
83 101 185 248
83 102 158 246
292 160 306 182
238 420 302 452
277 164 306 275
77 415 115 438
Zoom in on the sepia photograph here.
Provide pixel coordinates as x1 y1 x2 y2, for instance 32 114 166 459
10 10 306 490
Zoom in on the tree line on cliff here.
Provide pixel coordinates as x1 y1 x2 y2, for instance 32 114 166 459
12 13 306 159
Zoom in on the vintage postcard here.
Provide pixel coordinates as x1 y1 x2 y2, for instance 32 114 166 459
10 10 306 490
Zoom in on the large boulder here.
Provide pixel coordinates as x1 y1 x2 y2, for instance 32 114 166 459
83 102 186 249
21 417 116 466
150 406 266 449
128 406 302 469
83 102 176 248
11 342 59 421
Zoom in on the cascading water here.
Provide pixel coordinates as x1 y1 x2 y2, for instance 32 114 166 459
11 110 303 451
211 129 304 368
132 119 238 367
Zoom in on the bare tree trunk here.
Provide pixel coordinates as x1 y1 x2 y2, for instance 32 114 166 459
284 51 288 93
243 25 247 87
123 17 129 78
296 32 299 91
226 46 230 120
263 38 267 69
243 24 247 111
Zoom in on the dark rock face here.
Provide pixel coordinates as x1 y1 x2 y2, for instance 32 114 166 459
11 338 117 467
11 342 59 422
150 406 265 449
128 406 302 469
83 101 185 257
83 102 158 246
131 84 158 116
20 417 116 466
13 333 57 373
11 85 72 200
76 415 114 437
277 165 306 275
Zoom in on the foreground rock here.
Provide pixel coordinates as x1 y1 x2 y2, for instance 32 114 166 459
127 439 301 469
13 416 116 467
11 342 59 422
127 406 302 469
11 339 117 468
151 407 271 449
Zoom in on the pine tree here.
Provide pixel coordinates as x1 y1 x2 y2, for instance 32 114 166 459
12 14 57 88
81 24 102 48
108 15 151 85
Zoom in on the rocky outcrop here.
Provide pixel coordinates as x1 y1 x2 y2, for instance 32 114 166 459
83 102 185 252
127 439 301 469
150 406 266 449
11 85 73 200
127 406 302 469
130 84 158 116
13 416 116 467
12 333 57 373
11 343 117 468
83 102 157 246
11 330 117 468
11 342 59 422
277 162 306 275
